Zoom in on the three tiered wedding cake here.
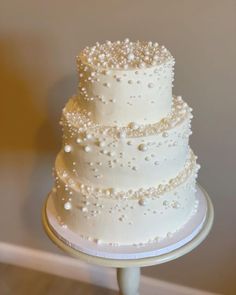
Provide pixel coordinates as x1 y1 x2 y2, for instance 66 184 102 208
51 39 200 246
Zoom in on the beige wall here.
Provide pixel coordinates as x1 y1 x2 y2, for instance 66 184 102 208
1 1 236 294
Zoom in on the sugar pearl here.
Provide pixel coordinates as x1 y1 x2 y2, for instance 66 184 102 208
64 145 72 153
138 198 147 206
98 141 106 147
138 144 147 151
64 202 72 210
86 133 93 139
119 130 126 139
127 53 135 60
148 82 154 88
129 122 139 130
94 238 101 245
84 146 91 152
162 131 169 138
103 82 110 88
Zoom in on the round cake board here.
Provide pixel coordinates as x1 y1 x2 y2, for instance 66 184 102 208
43 184 213 264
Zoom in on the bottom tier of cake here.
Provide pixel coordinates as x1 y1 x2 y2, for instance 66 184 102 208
52 152 200 246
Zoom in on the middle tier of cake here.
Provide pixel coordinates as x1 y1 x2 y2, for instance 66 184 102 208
60 95 192 190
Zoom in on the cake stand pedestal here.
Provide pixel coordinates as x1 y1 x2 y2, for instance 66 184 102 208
42 184 214 295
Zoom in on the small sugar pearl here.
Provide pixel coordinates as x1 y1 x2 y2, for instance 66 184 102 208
98 140 106 147
138 198 147 206
127 53 135 60
162 131 169 138
64 202 72 210
64 145 72 153
129 122 139 130
94 238 102 245
138 144 147 151
167 232 173 238
172 201 180 209
103 82 110 88
110 188 117 194
148 82 154 88
119 130 126 139
86 133 93 139
76 138 82 144
84 146 91 152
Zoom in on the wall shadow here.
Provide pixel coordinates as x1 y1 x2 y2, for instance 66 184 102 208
0 34 76 249
23 74 77 249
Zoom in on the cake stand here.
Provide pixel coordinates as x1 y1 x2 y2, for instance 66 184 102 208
42 184 214 295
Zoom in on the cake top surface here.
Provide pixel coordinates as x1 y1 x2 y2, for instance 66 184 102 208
78 39 174 70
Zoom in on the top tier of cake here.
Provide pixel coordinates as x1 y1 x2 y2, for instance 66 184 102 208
77 39 175 126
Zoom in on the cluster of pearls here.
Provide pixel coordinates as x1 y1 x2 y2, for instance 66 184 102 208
55 151 198 201
62 95 191 140
78 39 174 70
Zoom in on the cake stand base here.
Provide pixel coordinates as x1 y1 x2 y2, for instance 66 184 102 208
42 184 214 295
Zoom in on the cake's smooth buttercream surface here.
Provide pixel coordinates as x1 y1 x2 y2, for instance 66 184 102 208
51 39 200 246
77 40 174 126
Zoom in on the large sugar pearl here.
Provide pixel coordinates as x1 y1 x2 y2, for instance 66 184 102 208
64 145 72 153
138 144 147 151
64 202 72 210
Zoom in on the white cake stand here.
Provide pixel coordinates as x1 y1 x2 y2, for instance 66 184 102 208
42 184 214 295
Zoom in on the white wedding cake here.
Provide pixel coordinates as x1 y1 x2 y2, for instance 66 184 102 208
51 39 200 246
